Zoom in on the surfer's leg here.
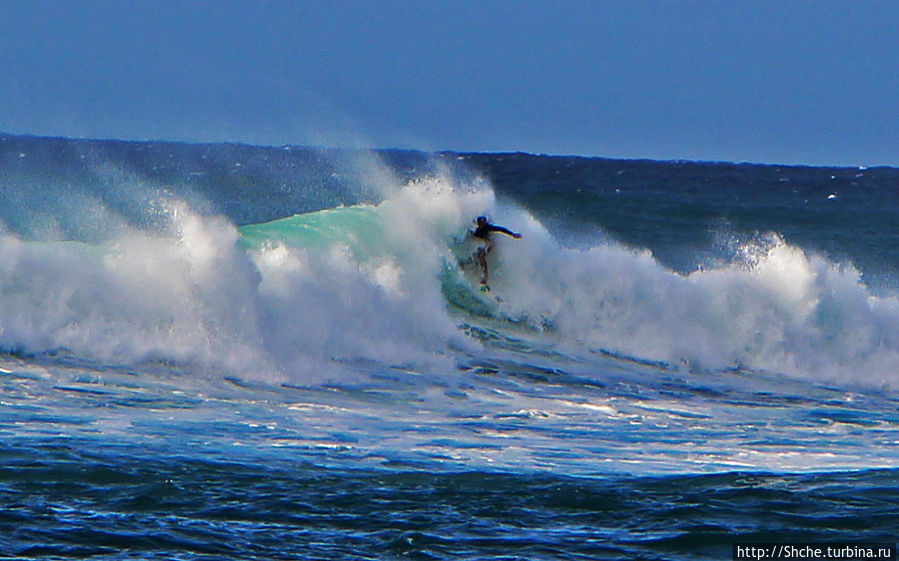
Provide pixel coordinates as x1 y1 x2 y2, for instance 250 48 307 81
476 247 488 284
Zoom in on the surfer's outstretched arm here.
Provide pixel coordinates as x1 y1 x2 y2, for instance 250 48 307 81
488 225 522 239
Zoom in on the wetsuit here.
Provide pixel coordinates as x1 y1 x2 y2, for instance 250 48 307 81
472 223 517 241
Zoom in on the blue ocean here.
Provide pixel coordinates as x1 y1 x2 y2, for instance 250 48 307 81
1 134 897 560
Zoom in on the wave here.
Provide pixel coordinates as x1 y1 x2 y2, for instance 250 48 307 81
226 180 899 390
0 173 495 382
2 140 899 389
497 230 899 387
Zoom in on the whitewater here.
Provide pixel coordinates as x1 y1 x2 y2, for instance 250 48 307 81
1 134 897 560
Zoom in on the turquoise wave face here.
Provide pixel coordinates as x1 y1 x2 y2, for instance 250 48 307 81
239 206 388 259
237 204 507 323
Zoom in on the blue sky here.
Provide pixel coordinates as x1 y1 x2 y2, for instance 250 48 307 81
1 1 897 166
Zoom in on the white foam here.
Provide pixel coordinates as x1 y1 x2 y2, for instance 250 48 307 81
489 219 899 388
2 165 899 391
0 175 477 383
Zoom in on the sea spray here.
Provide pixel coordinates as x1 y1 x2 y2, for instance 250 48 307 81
0 173 490 383
489 227 899 387
4 135 899 389
0 201 267 373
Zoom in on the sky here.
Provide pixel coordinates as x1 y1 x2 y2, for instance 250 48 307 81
1 0 897 166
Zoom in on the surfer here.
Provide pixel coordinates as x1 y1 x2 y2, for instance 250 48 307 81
470 215 522 289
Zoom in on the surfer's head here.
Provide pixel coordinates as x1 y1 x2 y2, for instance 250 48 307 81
476 215 488 226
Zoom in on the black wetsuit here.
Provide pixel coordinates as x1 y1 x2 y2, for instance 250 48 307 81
472 223 516 240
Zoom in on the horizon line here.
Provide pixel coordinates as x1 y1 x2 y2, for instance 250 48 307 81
0 130 887 171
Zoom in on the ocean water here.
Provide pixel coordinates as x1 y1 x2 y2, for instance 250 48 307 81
1 134 898 559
